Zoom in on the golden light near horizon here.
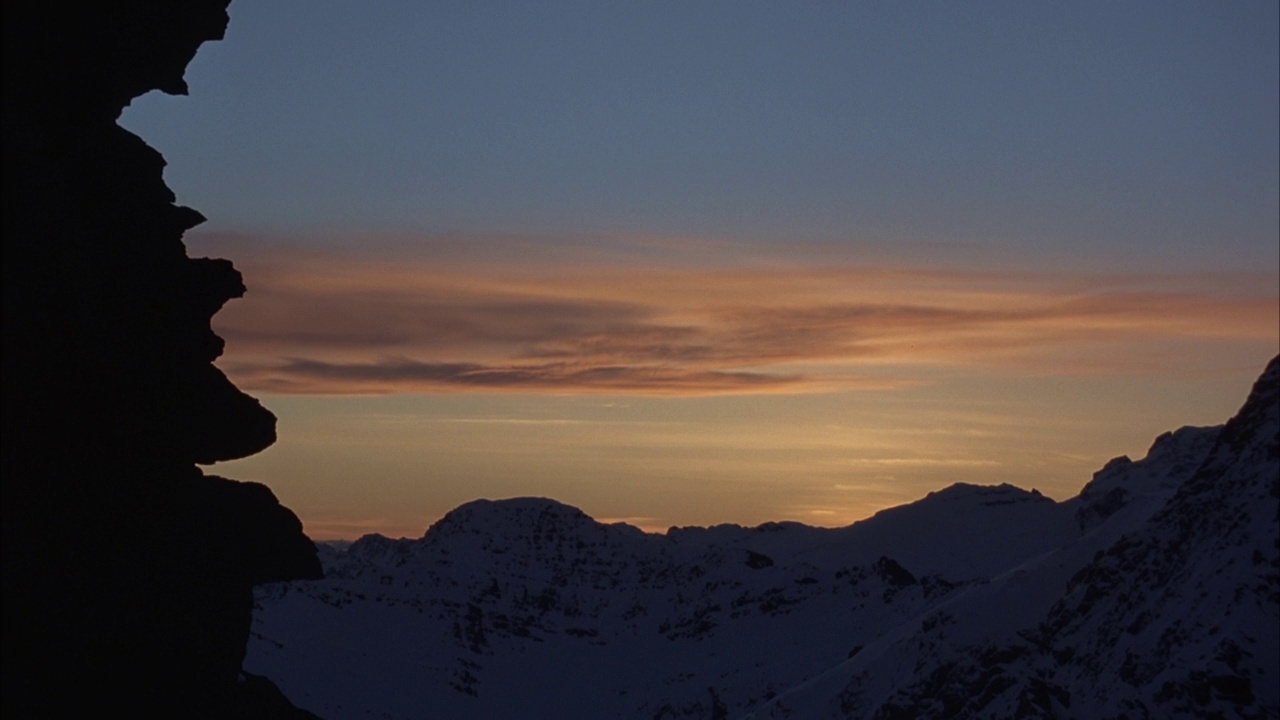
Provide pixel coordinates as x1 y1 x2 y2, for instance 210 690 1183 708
193 233 1279 540
204 234 1276 397
130 1 1278 543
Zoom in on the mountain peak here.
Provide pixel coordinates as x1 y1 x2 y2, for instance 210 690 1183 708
420 497 653 558
920 482 1049 506
423 496 592 538
1073 423 1222 529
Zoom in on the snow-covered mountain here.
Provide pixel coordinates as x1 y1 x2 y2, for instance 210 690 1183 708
247 358 1278 719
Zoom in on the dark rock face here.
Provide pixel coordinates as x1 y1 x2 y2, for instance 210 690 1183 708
3 1 322 716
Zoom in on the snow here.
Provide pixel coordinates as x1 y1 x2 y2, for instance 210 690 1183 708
246 358 1280 720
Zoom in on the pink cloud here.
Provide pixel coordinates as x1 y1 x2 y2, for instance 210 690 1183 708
198 233 1279 395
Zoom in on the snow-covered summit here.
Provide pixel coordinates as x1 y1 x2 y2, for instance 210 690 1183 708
424 496 607 539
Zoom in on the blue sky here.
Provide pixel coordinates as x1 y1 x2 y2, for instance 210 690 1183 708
122 1 1278 537
129 1 1278 268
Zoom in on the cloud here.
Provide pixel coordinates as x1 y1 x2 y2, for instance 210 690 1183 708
202 234 1280 395
227 357 804 395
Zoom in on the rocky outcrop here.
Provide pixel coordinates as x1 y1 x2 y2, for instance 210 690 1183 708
3 1 321 716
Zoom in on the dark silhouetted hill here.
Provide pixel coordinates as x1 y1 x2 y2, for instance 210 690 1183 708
3 1 321 716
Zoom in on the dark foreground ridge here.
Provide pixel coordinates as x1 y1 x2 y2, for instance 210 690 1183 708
3 2 322 716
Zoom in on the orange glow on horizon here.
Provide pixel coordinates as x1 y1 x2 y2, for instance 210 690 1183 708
200 235 1278 396
190 232 1277 538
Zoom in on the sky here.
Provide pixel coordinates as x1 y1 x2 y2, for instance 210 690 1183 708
122 1 1278 539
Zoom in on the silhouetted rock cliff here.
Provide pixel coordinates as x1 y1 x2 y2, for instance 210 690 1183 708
3 1 321 716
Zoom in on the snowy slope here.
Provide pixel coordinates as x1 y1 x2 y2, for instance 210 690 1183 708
247 358 1278 720
249 498 965 719
758 358 1278 720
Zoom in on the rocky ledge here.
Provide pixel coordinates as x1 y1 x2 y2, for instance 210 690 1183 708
3 2 321 716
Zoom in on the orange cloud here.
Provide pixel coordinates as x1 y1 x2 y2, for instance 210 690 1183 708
227 357 806 395
198 233 1279 395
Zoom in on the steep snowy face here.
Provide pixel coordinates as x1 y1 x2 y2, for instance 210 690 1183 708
817 357 1279 720
1038 356 1280 718
1072 425 1221 529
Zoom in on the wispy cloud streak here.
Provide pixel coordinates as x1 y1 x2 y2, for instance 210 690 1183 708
203 234 1279 395
241 357 804 395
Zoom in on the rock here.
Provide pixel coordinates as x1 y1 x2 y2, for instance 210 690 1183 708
2 1 321 716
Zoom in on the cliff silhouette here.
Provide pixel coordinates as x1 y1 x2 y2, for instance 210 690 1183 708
3 1 322 716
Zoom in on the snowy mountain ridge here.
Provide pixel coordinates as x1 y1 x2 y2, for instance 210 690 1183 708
248 358 1278 719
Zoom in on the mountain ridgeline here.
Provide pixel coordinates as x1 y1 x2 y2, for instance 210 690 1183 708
249 356 1279 719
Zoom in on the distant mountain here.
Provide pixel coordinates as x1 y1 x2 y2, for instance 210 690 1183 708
247 357 1278 719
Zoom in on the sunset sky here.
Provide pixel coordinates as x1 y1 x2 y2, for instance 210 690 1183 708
122 1 1278 539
